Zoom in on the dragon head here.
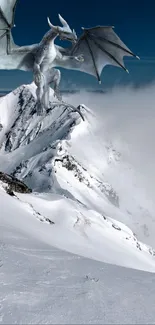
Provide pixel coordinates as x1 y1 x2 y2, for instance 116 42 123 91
47 14 77 43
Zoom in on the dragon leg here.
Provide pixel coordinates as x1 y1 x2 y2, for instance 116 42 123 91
50 68 62 101
35 77 45 116
54 69 62 101
41 81 50 111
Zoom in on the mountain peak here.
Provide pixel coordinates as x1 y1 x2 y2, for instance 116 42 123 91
0 83 155 274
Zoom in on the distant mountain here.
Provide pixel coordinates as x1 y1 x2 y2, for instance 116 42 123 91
0 88 109 98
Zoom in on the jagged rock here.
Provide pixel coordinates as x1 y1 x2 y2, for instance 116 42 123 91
54 154 119 207
6 187 15 196
149 248 155 256
112 224 121 231
136 242 142 251
0 171 32 194
0 83 119 207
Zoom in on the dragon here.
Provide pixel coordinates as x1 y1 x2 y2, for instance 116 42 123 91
0 0 139 115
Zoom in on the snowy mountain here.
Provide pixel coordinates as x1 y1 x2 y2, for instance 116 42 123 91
1 83 155 323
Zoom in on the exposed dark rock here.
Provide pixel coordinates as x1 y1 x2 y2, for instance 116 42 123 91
44 217 55 225
149 248 155 256
85 275 99 282
30 207 55 225
55 155 90 186
136 242 142 251
112 224 121 231
0 171 32 194
6 187 16 196
54 154 119 207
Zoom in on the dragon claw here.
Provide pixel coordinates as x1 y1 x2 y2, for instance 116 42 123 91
36 102 44 116
75 54 84 62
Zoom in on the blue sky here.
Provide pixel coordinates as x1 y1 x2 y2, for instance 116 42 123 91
0 0 155 90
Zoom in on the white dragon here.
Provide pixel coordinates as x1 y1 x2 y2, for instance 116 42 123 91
0 0 139 115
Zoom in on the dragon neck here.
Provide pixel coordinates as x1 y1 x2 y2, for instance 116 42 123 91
43 29 59 44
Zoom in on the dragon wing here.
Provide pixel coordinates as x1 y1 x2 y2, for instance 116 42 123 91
0 0 37 71
55 26 139 83
0 0 18 53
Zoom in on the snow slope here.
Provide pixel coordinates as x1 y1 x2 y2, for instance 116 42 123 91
1 83 155 323
1 182 155 272
0 82 155 270
1 215 155 324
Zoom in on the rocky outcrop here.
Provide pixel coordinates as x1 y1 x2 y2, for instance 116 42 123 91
54 154 119 207
0 171 32 194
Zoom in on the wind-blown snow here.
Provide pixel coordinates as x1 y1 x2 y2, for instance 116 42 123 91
66 85 155 247
0 83 155 323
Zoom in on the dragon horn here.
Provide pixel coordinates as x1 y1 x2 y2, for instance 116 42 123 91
47 17 55 29
58 14 69 27
73 29 77 37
